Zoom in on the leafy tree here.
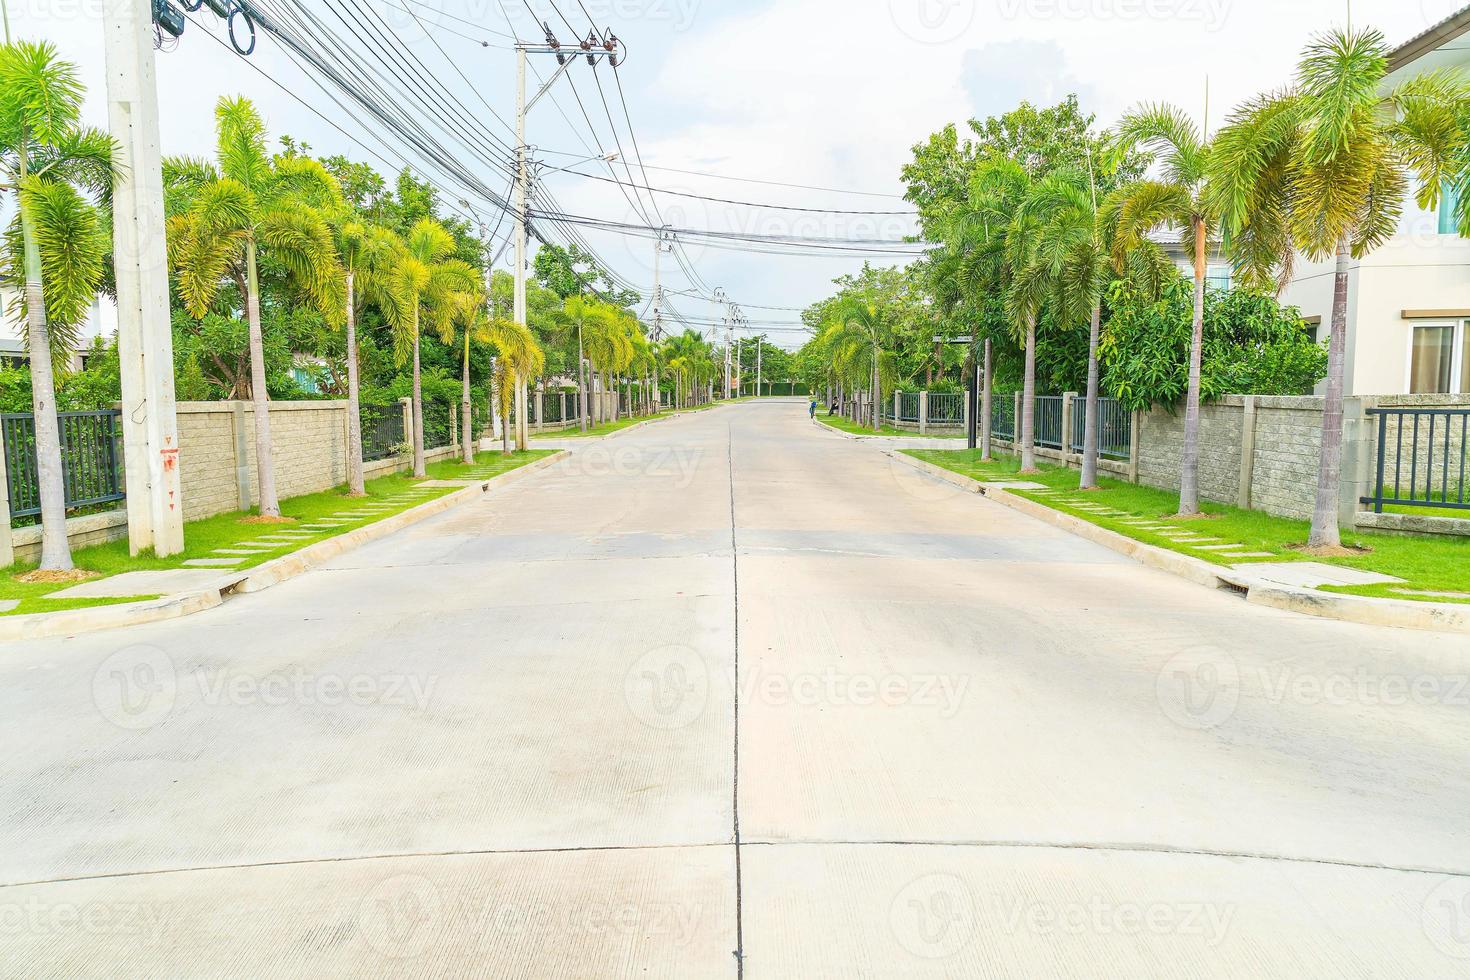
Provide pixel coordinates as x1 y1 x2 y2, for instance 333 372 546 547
391 218 478 476
167 96 344 518
0 41 116 569
1101 280 1327 409
1210 28 1469 547
1106 104 1219 515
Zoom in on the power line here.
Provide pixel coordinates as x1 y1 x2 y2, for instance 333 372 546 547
544 164 918 215
536 147 908 199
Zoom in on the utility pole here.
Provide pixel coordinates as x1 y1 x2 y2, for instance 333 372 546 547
106 0 184 557
515 29 620 433
756 337 762 398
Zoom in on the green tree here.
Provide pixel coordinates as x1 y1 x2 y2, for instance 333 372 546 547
1210 27 1469 547
0 41 116 569
168 96 343 519
1106 103 1219 514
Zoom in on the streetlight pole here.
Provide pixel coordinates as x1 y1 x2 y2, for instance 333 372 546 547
106 0 184 557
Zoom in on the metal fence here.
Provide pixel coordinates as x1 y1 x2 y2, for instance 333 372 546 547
1363 406 1470 514
2 410 126 520
991 396 1015 441
898 392 920 424
359 403 404 463
928 392 964 425
541 391 572 424
422 401 452 450
1068 396 1133 460
1034 396 1064 450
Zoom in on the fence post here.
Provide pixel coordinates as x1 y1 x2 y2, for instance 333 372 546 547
893 391 901 427
232 401 252 511
535 385 544 432
1014 391 1022 446
1237 396 1258 509
0 426 12 568
962 389 971 438
1061 392 1076 468
919 391 928 435
1339 396 1372 528
399 397 413 471
1128 410 1142 484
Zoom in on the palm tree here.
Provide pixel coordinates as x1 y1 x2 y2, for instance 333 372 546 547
390 218 477 477
821 297 896 433
433 290 489 466
334 220 403 493
169 96 343 519
486 317 544 456
1107 104 1218 514
1210 28 1469 548
564 295 610 431
0 41 117 570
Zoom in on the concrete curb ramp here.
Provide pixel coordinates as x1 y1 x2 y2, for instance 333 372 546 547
0 451 569 643
887 450 1470 635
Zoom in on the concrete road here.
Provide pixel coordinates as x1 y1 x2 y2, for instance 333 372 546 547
3 399 1470 977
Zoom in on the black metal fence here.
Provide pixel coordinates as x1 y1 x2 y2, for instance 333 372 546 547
2 410 126 521
991 396 1015 441
360 403 404 463
1034 396 1064 449
1363 406 1470 514
1069 396 1133 460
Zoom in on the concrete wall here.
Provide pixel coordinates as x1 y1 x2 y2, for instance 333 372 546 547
3 398 455 565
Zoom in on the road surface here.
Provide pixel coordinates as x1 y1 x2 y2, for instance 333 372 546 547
3 399 1469 977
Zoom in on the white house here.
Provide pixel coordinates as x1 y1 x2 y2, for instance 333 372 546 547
1275 7 1470 396
0 289 117 371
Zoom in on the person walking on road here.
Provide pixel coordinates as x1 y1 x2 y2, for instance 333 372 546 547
809 397 818 419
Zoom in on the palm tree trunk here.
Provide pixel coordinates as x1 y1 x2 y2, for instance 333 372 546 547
980 338 993 463
1080 301 1102 489
345 271 366 495
1020 312 1038 473
18 183 72 570
500 368 513 456
246 239 282 514
411 306 426 479
1179 219 1207 515
1309 235 1351 549
461 329 475 465
871 346 881 433
577 326 588 433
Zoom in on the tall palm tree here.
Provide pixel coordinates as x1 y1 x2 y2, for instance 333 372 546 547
563 295 609 431
334 220 404 493
169 96 343 518
390 218 477 477
432 290 489 466
1210 28 1469 548
486 317 544 456
1107 104 1218 514
821 297 896 433
0 41 116 570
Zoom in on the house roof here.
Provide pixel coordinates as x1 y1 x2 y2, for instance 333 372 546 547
1389 4 1470 73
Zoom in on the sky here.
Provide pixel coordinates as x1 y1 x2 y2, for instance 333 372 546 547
14 0 1470 348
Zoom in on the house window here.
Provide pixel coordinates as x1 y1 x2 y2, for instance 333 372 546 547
1205 265 1232 291
1409 323 1469 393
1441 181 1463 236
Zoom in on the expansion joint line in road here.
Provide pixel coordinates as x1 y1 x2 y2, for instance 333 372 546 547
727 420 746 977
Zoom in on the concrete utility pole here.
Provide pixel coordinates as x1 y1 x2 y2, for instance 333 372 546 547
756 338 762 398
106 0 184 557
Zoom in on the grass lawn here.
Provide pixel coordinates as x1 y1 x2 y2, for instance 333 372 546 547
540 414 667 438
818 415 966 439
904 449 1470 603
1 450 555 618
